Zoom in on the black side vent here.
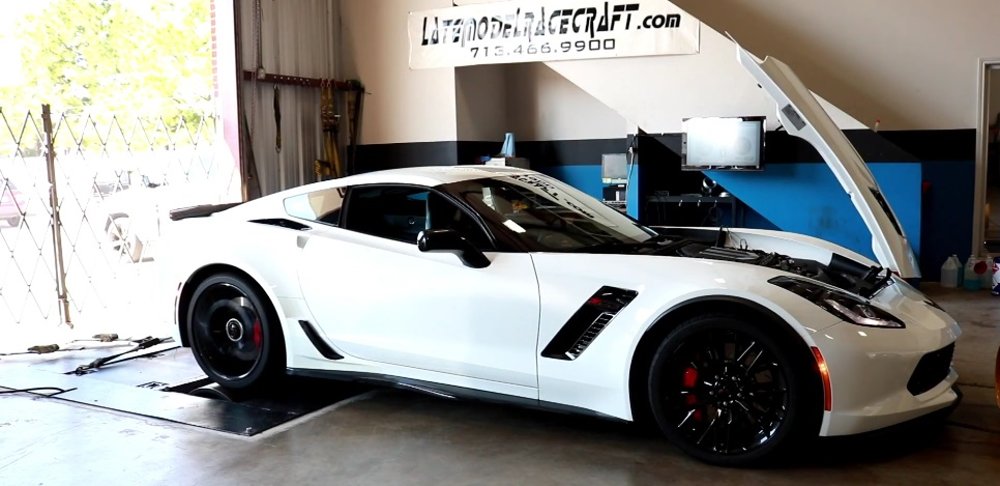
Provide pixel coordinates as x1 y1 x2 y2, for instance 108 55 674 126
907 343 954 395
542 286 638 361
250 218 311 231
298 320 343 360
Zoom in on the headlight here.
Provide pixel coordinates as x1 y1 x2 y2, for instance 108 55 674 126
769 276 905 329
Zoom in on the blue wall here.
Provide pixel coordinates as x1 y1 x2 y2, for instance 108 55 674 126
706 163 922 262
485 132 975 282
537 163 641 219
536 162 923 265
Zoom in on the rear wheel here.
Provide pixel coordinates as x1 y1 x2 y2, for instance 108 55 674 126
6 216 20 227
647 314 818 466
187 273 285 391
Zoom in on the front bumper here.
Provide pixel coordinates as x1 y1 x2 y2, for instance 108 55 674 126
815 314 960 436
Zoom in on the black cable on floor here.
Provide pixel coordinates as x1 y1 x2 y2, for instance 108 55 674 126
0 386 69 395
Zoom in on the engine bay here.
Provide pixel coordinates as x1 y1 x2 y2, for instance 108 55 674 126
654 228 891 298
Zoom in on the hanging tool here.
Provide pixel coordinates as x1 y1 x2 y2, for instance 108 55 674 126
346 80 365 175
315 79 342 180
273 85 282 154
242 111 262 200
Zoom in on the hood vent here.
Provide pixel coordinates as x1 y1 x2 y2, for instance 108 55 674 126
696 246 760 262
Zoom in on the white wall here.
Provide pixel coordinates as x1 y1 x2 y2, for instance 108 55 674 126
673 0 1000 130
456 62 628 143
455 64 508 141
340 0 457 145
544 21 865 135
357 0 866 147
546 28 771 134
339 0 950 149
504 63 627 141
351 0 1000 142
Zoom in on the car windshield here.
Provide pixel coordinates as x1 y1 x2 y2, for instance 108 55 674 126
450 173 656 251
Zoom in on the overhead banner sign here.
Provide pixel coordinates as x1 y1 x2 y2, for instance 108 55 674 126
408 1 700 69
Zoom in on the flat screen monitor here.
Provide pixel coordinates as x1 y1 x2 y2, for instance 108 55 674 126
601 153 628 184
681 116 764 170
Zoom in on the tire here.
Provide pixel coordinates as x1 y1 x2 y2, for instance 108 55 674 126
187 272 286 391
6 216 20 227
647 314 819 467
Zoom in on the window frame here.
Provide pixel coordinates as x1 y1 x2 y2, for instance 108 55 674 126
340 182 498 250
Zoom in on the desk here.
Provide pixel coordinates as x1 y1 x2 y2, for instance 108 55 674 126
644 195 743 227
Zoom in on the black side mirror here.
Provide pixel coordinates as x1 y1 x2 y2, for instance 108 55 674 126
417 229 490 268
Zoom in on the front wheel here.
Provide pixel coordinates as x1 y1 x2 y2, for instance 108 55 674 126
187 273 285 391
105 215 143 263
647 314 819 466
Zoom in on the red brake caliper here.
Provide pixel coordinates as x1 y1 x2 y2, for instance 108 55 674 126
682 367 703 421
252 319 263 348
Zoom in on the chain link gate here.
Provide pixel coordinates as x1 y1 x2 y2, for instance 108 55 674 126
1 104 240 340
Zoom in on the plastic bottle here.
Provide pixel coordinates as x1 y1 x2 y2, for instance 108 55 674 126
950 255 964 284
992 257 1000 296
940 255 959 288
981 257 995 289
963 256 981 290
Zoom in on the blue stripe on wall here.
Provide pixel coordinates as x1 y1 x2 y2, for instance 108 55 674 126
705 163 922 261
537 164 642 219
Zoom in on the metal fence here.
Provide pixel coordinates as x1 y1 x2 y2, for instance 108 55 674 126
0 105 240 338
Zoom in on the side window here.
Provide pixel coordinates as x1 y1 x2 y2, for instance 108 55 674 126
342 185 492 247
284 187 346 225
343 186 429 243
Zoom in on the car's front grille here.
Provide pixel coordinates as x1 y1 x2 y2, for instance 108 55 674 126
907 343 954 395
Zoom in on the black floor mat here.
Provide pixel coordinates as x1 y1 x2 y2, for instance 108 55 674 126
0 348 369 436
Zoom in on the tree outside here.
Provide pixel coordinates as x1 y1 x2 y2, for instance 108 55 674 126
0 0 229 334
0 0 213 116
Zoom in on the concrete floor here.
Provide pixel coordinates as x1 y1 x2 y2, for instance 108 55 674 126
2 285 999 485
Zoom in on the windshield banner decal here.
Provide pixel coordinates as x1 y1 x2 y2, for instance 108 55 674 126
408 1 700 69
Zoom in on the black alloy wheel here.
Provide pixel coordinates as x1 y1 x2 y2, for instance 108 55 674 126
648 314 818 466
187 273 284 391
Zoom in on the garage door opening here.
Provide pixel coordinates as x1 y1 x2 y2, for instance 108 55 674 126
0 0 240 347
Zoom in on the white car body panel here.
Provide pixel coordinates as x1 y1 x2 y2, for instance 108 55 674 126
164 46 960 449
298 225 539 389
164 200 959 435
530 252 838 420
737 45 921 278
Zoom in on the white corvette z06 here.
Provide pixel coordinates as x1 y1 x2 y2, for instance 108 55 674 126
163 48 960 466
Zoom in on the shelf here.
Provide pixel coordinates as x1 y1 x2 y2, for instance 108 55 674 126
241 71 363 91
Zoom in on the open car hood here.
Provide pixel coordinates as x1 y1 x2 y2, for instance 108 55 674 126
736 45 920 278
